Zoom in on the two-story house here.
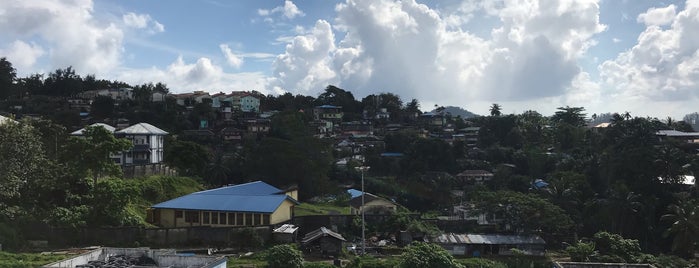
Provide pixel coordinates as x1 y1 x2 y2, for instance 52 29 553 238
114 123 168 165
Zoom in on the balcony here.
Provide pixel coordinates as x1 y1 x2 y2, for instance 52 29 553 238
132 144 151 152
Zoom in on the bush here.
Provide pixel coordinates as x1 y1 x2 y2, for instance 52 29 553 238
399 242 463 268
265 244 304 268
304 262 336 268
457 258 507 268
566 240 597 262
346 255 399 268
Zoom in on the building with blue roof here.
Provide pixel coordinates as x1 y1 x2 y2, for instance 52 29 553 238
149 181 299 228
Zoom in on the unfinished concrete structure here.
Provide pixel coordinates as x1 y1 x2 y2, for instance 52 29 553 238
43 247 226 268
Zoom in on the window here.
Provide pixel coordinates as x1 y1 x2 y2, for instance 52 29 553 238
184 211 199 223
220 213 227 225
245 213 253 226
263 214 270 225
228 213 235 225
203 212 210 224
236 213 244 225
212 212 218 224
175 210 183 218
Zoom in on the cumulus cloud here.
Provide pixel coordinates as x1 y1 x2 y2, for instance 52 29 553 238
259 0 305 20
637 5 676 26
123 12 165 34
115 56 270 93
0 40 45 70
272 0 606 109
0 0 124 74
600 1 699 102
219 44 244 68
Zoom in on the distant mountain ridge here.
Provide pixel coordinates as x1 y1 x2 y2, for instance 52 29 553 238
431 106 479 118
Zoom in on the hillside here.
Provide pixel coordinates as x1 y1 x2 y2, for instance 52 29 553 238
431 106 479 118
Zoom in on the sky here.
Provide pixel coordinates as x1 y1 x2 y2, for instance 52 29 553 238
1 0 699 119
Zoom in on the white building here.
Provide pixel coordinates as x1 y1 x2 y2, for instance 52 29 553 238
240 95 260 112
71 122 167 166
115 123 168 165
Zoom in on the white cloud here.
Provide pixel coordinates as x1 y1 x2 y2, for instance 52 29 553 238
0 40 45 70
259 0 305 20
0 0 124 74
272 0 606 110
122 12 165 33
612 37 622 43
637 4 676 26
219 44 244 68
600 1 699 102
114 56 270 94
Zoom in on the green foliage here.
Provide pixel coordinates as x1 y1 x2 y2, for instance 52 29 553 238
399 242 463 268
164 138 210 177
346 255 399 268
592 231 642 263
265 244 304 268
66 125 132 182
89 178 141 226
471 191 573 241
0 222 24 250
0 252 68 268
661 195 699 257
566 240 597 262
0 121 50 218
303 262 336 268
456 258 507 268
639 253 698 268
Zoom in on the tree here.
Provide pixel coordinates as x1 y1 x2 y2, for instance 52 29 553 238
0 120 50 218
552 106 587 127
164 138 210 177
660 195 699 257
67 125 132 183
265 244 303 268
90 95 115 119
489 103 502 116
566 240 598 262
0 57 17 99
471 191 574 243
399 241 462 268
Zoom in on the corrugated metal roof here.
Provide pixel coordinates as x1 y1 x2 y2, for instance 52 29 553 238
347 189 363 199
116 123 168 135
0 115 17 125
657 130 699 137
301 227 346 244
71 123 116 135
273 224 299 234
430 233 545 245
151 181 299 213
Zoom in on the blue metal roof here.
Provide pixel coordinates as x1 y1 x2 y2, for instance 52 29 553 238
316 104 340 109
347 189 364 199
151 181 299 213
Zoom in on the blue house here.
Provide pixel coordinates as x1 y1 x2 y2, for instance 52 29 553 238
149 181 299 227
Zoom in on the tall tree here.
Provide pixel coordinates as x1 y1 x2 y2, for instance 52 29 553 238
0 57 17 99
661 195 699 257
489 103 502 116
66 125 132 183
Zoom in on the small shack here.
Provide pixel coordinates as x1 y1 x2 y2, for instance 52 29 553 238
273 224 299 243
301 227 346 257
429 233 546 256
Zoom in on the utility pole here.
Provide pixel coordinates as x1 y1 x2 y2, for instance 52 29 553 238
356 166 370 255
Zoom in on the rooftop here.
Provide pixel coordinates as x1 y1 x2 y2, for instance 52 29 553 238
152 181 299 213
43 247 226 268
116 122 168 135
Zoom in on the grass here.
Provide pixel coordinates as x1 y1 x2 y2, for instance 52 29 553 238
294 202 351 216
227 255 267 267
0 252 68 268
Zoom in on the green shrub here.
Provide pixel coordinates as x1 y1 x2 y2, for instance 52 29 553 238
566 240 597 262
399 242 462 268
265 244 304 268
304 262 337 268
346 255 399 268
457 258 507 268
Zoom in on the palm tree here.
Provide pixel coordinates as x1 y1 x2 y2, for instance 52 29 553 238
661 196 699 257
490 103 502 117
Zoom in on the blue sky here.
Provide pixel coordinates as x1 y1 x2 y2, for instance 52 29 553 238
2 0 698 119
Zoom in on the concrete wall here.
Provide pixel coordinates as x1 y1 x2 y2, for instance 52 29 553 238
44 247 226 268
271 199 295 224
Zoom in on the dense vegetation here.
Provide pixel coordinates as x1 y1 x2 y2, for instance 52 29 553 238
1 57 698 263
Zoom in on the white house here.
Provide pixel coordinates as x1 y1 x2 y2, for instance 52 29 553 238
240 95 260 112
115 123 168 165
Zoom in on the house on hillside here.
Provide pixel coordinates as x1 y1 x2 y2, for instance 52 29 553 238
70 122 168 167
456 170 494 185
301 227 346 256
114 123 167 165
348 190 397 215
149 181 299 227
428 233 546 256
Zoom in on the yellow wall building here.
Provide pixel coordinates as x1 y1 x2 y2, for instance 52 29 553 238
150 181 299 228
